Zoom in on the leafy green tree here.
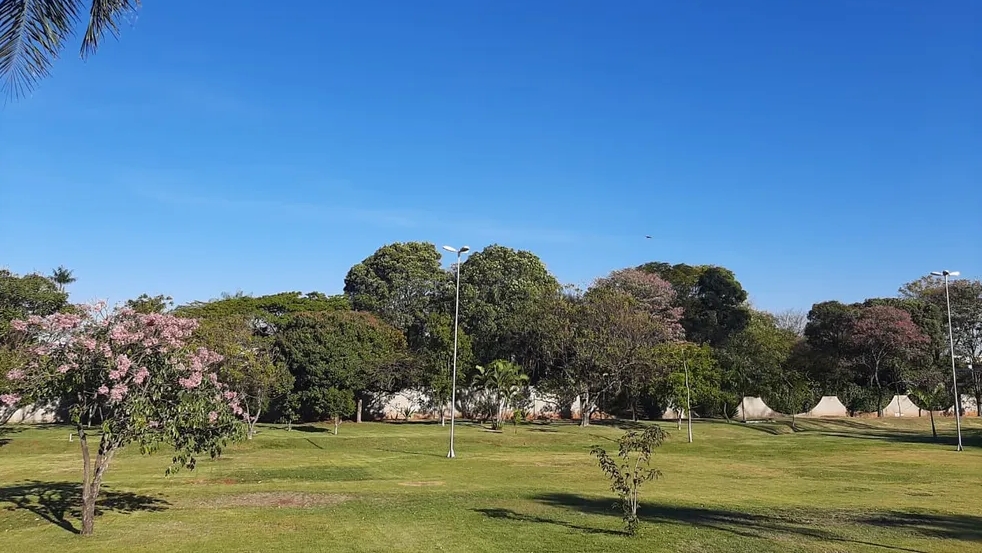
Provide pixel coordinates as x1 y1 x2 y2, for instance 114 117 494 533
305 387 356 434
459 244 561 364
651 342 719 439
344 242 446 331
803 301 860 395
49 266 76 292
125 294 174 314
278 392 303 431
472 360 529 430
194 316 294 439
909 370 954 440
901 276 982 415
175 291 348 333
406 312 474 424
719 310 800 421
591 426 666 536
1 269 69 340
762 368 816 430
571 286 675 426
638 263 750 346
276 311 409 422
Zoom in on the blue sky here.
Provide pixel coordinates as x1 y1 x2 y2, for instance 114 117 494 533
1 0 979 312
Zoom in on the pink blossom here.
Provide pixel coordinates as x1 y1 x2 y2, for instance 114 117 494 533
208 411 218 424
108 369 123 381
109 385 128 402
5 368 25 381
116 354 133 374
179 371 203 390
80 337 98 351
230 401 243 416
223 390 238 401
133 367 150 385
97 385 110 396
49 312 82 331
208 373 219 385
26 315 42 325
0 393 20 407
9 319 28 332
93 300 107 312
57 364 72 374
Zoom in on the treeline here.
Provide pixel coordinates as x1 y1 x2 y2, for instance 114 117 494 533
2 245 980 431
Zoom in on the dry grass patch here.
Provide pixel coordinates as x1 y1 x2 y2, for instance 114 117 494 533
197 492 350 509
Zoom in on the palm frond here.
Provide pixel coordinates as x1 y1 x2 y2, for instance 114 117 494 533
0 0 140 100
82 0 138 57
0 0 80 99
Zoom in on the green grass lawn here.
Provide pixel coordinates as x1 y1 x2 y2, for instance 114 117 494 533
2 416 981 552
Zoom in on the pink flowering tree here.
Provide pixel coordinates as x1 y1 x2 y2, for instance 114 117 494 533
2 303 244 536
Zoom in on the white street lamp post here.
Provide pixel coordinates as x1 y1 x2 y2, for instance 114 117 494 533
443 245 470 458
932 270 963 452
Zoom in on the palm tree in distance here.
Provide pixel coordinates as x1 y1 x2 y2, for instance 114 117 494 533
0 0 139 100
50 265 76 292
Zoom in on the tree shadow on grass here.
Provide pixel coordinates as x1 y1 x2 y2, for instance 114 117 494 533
532 493 954 552
0 480 169 534
0 425 23 447
291 425 330 433
473 508 623 536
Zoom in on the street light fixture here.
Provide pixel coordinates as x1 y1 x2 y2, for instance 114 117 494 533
443 245 470 458
931 270 963 452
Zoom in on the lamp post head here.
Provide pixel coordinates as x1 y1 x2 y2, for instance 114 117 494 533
459 246 470 254
442 246 457 253
932 270 960 277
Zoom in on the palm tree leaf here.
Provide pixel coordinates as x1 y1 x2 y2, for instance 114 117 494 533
0 0 81 99
82 0 138 57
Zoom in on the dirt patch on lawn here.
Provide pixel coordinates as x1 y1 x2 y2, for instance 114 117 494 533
398 481 444 487
198 492 350 508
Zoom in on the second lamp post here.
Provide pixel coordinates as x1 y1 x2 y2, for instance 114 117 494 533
443 245 470 458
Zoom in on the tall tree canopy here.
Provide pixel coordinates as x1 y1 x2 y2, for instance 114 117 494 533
0 0 139 99
458 244 561 364
276 311 409 421
900 275 982 413
343 242 446 331
847 305 929 416
174 291 348 332
638 262 750 346
1 269 69 340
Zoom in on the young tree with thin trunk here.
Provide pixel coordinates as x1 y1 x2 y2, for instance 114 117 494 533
3 303 243 535
591 426 666 536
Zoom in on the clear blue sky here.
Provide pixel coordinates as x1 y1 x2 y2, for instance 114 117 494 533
1 0 979 312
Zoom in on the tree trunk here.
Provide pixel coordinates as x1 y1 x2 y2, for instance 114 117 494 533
580 391 591 427
631 403 637 422
333 416 339 435
677 411 682 431
791 412 797 431
929 410 937 439
79 430 116 536
440 408 446 427
245 405 260 439
356 398 363 423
